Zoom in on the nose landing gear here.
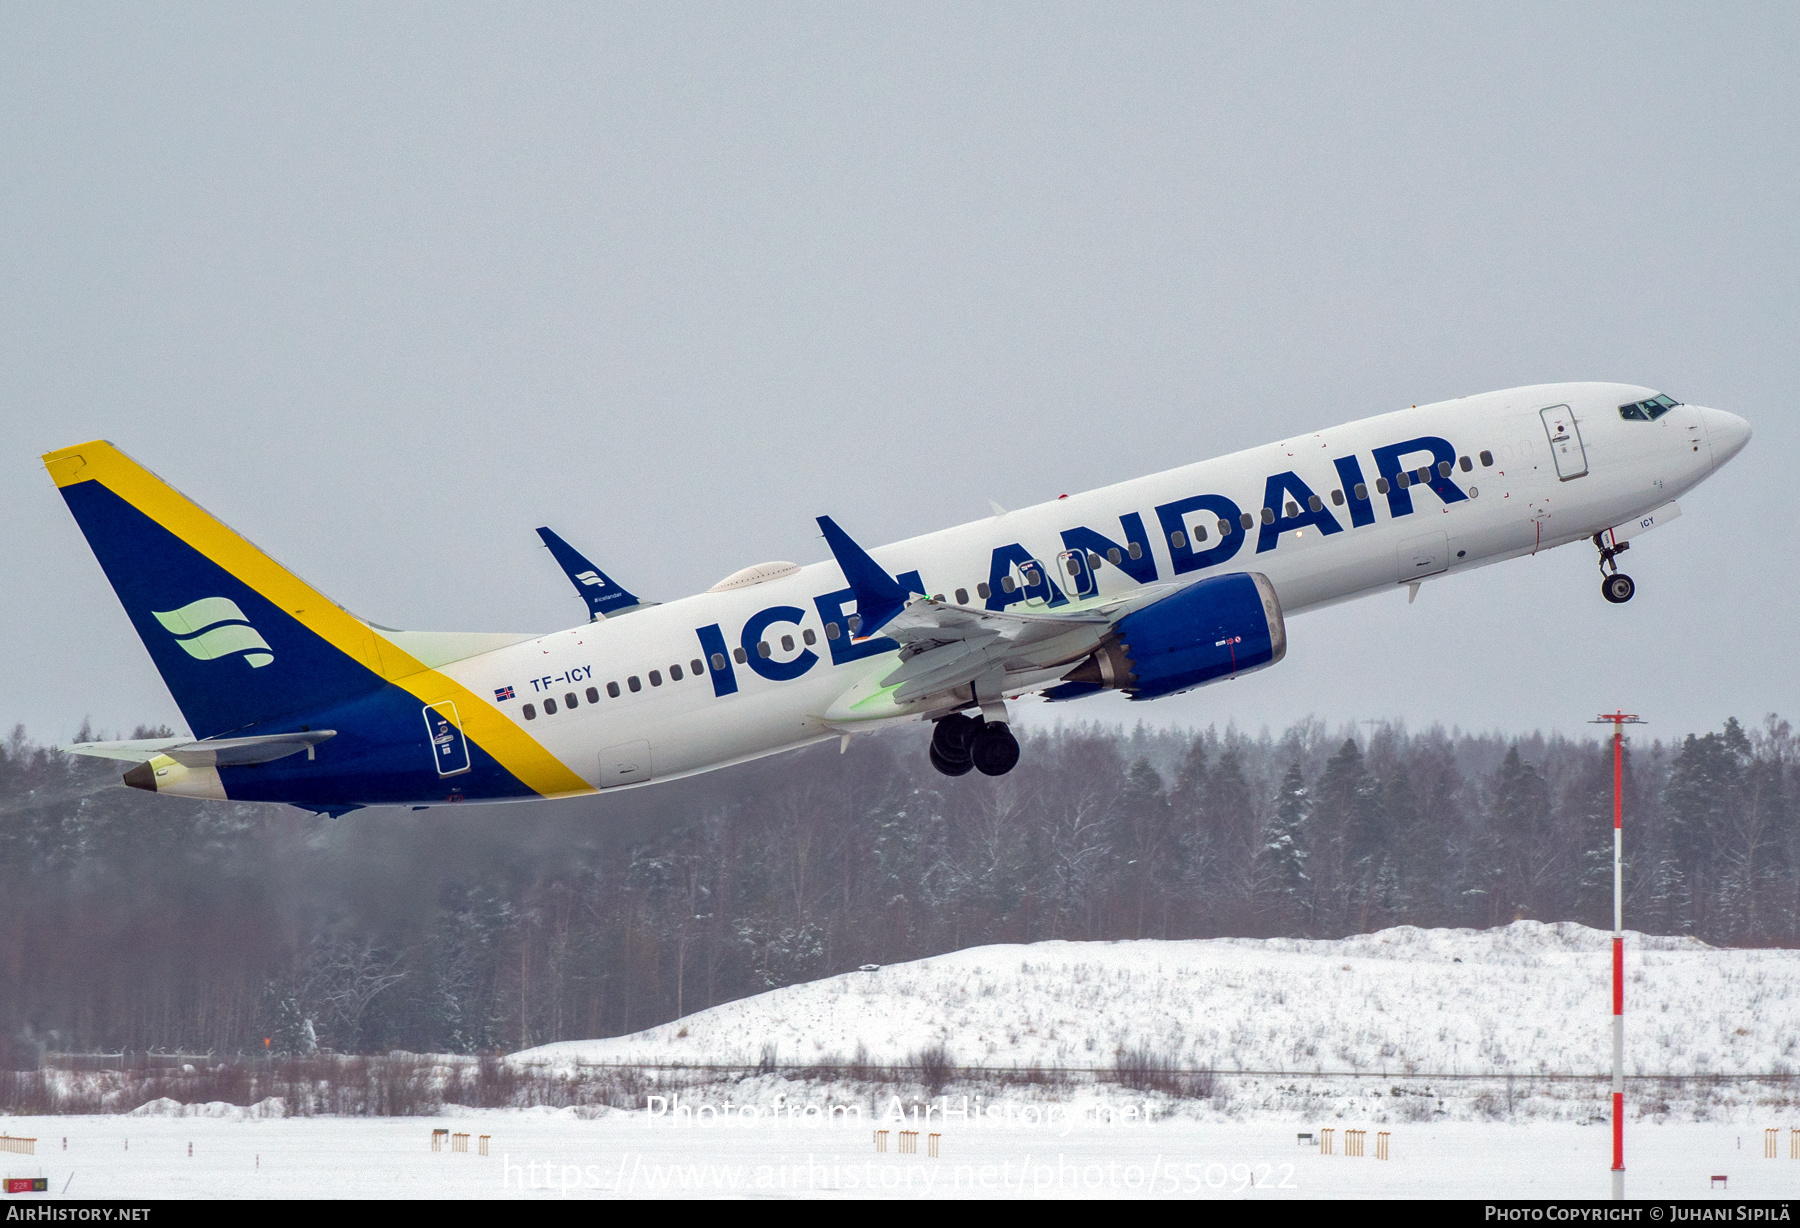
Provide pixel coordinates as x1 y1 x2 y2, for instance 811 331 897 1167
1593 531 1635 604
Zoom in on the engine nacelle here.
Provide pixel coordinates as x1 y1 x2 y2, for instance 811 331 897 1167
1061 571 1286 700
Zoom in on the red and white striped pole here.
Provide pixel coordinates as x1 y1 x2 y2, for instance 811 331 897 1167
1593 710 1643 1201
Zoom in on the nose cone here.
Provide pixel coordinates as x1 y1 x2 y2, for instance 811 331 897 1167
1700 407 1752 466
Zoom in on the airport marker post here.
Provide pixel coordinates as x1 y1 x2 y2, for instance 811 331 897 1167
1591 710 1642 1201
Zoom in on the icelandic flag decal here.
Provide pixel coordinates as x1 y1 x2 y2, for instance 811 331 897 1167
494 686 515 701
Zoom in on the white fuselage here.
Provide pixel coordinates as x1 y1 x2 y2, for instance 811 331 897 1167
438 382 1748 793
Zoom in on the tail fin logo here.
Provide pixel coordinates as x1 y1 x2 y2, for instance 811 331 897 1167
574 570 604 588
151 597 275 669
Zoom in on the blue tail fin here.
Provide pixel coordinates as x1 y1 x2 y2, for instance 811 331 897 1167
40 442 595 801
535 527 651 620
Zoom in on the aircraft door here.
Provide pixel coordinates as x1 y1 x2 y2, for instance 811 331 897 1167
1057 549 1095 599
1539 405 1588 480
599 739 652 788
1012 559 1052 608
423 702 471 777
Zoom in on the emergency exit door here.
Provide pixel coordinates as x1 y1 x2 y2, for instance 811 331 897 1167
423 702 471 777
1539 405 1588 481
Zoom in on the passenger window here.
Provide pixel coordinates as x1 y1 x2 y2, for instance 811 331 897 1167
733 647 747 664
1354 482 1368 500
825 623 840 640
710 653 726 671
1001 576 1017 593
780 634 794 653
670 664 683 681
1395 473 1410 489
1331 489 1345 506
1218 519 1233 535
802 629 816 646
586 687 599 703
628 676 641 692
1127 542 1142 559
523 703 537 720
1459 456 1472 472
977 582 991 599
1479 450 1493 467
1308 494 1323 513
932 594 945 603
1170 530 1187 549
1024 569 1041 585
565 692 577 708
1285 500 1298 518
1260 507 1275 525
544 698 557 715
1438 460 1452 478
757 642 772 658
607 681 620 698
1375 478 1390 494
649 670 662 686
691 658 703 675
1240 513 1254 530
1193 524 1208 542
955 588 969 604
1086 553 1103 570
1106 547 1122 565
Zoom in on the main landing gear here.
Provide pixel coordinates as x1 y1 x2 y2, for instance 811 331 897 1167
1592 532 1636 604
930 712 1020 777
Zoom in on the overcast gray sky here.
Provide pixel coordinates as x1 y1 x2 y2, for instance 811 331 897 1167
3 3 1794 748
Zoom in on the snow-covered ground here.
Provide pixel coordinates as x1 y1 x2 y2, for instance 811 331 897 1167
4 1112 1797 1199
516 921 1800 1080
7 923 1796 1199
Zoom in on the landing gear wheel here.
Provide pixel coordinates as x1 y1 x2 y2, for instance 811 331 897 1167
1602 573 1636 604
932 713 980 762
929 742 975 776
970 722 1020 777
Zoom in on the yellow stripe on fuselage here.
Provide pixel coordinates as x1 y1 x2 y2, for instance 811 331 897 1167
43 441 594 799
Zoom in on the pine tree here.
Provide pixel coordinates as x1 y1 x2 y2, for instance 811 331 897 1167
1260 761 1312 932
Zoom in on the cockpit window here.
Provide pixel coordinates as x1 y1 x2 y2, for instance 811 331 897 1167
1620 393 1679 422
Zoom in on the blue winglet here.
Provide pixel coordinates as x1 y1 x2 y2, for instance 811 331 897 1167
536 527 647 620
816 515 910 640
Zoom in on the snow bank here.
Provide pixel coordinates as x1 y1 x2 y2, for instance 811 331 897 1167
514 921 1800 1078
126 1096 287 1119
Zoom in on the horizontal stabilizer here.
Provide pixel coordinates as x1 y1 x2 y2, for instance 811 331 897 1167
66 730 337 767
536 527 653 620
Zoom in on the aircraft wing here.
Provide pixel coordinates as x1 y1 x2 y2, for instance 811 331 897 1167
875 598 1109 702
814 513 1176 717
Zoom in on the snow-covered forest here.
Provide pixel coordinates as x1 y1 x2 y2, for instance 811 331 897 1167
1 714 1795 1061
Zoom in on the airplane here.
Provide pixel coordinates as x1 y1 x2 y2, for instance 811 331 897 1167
44 382 1749 815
